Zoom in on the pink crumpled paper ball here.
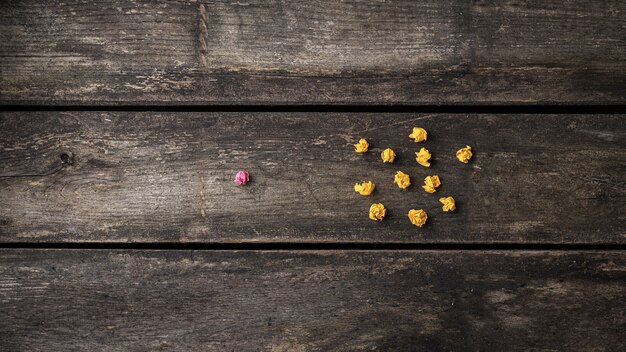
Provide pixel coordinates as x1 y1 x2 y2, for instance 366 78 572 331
234 171 250 186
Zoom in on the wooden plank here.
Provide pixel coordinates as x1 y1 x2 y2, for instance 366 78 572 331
1 112 624 243
1 0 624 104
0 250 624 350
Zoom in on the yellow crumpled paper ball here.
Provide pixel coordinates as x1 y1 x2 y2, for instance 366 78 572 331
415 147 431 167
393 171 411 189
354 138 369 153
409 127 427 143
354 181 375 196
439 196 456 212
456 145 472 163
369 203 387 221
408 209 428 227
381 148 396 163
422 175 441 193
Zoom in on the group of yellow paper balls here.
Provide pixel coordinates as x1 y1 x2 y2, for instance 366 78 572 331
353 127 472 227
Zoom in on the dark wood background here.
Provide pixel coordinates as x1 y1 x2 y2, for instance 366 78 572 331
2 0 624 105
1 1 624 351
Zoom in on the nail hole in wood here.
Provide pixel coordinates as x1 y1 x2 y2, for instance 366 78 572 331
60 152 74 165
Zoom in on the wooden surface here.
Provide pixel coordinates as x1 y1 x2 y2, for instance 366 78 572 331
1 112 624 243
1 0 625 104
2 1 625 350
1 250 624 351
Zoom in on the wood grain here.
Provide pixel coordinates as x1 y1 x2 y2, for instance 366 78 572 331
1 250 624 351
1 0 624 104
1 112 624 243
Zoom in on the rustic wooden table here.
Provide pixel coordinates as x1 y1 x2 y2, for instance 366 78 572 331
1 1 624 351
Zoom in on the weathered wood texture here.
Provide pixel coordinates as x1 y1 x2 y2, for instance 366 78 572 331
1 112 624 243
1 250 624 351
1 0 624 104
